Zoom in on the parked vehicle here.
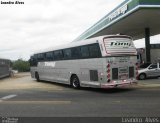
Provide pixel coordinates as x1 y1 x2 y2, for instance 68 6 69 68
139 63 151 69
138 63 160 80
0 58 12 78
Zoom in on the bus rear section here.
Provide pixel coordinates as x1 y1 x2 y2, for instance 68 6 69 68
100 56 138 88
99 35 138 88
0 59 11 78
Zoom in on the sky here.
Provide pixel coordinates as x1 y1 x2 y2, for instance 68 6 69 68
0 0 160 60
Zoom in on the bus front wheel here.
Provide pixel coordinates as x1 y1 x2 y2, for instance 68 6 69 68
71 75 80 89
35 72 40 82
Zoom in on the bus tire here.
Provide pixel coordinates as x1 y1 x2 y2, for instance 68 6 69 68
71 75 80 89
35 72 40 82
139 73 146 80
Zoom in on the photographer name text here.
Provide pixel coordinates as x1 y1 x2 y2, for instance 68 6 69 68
1 1 24 4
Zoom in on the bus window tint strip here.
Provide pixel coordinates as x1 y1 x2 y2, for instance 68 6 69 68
81 46 90 58
46 52 54 61
89 44 101 58
63 49 72 59
37 53 45 61
31 43 102 64
54 50 63 60
71 47 81 59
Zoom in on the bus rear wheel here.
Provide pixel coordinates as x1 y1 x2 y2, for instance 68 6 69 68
35 72 40 82
71 75 80 89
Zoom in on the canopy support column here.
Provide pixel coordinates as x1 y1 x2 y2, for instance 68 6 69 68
145 28 151 63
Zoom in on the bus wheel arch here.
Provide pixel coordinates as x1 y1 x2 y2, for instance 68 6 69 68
139 73 146 80
70 74 80 89
35 72 40 82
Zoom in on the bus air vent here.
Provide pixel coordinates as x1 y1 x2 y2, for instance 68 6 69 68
112 68 118 80
90 70 98 81
129 67 134 78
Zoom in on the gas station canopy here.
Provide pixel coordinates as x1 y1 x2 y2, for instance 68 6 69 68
74 0 160 62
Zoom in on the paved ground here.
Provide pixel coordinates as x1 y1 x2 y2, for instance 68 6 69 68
137 77 160 89
0 73 160 118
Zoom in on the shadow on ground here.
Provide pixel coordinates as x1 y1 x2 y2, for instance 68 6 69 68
35 79 136 94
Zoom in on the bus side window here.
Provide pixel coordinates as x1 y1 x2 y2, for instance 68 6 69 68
89 44 101 58
63 49 72 60
80 46 89 58
46 52 54 61
34 54 38 66
30 56 33 66
54 50 63 60
30 55 38 66
37 53 45 61
71 47 81 59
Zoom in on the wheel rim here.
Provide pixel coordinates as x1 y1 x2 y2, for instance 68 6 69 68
140 74 145 80
72 78 79 88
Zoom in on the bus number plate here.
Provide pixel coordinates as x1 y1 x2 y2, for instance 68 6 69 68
119 75 127 79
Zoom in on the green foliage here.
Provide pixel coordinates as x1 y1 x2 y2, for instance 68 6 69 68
12 59 30 72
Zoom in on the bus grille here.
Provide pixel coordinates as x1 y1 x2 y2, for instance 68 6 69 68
129 67 134 78
112 68 118 80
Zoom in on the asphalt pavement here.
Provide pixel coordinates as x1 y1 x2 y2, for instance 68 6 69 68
0 73 160 119
138 77 160 88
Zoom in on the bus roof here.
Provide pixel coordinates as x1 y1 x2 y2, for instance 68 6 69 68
0 58 10 61
33 35 132 55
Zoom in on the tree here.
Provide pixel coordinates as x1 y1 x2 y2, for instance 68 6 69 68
12 59 30 72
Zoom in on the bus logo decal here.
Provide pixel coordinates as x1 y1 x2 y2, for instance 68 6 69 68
110 41 132 47
44 62 56 67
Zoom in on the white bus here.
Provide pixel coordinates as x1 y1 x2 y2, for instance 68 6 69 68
30 35 138 88
0 58 11 78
